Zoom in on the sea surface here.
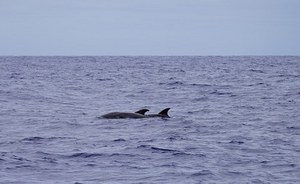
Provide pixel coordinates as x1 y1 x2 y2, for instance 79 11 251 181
0 56 299 184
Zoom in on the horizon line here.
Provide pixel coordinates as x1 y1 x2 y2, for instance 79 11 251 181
0 55 299 57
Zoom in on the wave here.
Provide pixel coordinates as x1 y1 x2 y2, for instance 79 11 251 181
137 145 177 153
21 136 76 142
66 152 138 159
150 146 178 153
190 170 214 177
21 136 45 141
113 138 126 142
137 145 204 157
210 89 234 95
68 152 105 158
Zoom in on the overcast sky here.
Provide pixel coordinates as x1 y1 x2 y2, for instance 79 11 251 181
0 0 299 56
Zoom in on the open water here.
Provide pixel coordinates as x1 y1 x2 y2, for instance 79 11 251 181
0 56 299 184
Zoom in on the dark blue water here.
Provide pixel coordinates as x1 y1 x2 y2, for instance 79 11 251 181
0 56 299 184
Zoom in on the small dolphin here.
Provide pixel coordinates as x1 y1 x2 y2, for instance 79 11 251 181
145 108 171 118
101 109 149 119
101 108 171 119
134 109 150 115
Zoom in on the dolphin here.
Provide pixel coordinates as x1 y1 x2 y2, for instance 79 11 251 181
101 109 149 119
145 108 171 118
101 108 171 119
134 109 150 115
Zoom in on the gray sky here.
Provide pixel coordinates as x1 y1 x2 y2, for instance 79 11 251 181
0 0 299 56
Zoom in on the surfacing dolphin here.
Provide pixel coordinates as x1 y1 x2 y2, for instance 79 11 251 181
101 108 170 119
145 108 171 118
135 109 150 115
101 109 149 119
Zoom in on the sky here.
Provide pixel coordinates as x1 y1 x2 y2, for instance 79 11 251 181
0 0 299 56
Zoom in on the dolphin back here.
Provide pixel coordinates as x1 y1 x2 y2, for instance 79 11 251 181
101 112 146 119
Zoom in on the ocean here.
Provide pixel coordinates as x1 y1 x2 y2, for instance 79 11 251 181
0 56 299 184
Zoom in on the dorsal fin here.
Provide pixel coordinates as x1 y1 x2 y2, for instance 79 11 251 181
135 109 149 115
158 108 171 118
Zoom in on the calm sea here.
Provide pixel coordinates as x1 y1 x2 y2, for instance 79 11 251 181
0 56 299 184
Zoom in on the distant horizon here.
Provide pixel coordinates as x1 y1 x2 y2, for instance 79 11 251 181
2 54 299 57
1 0 299 56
